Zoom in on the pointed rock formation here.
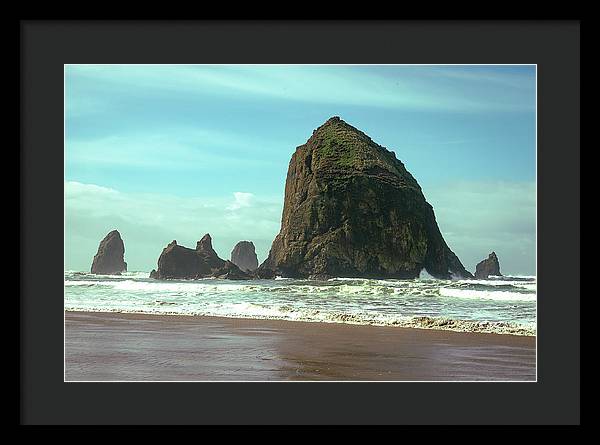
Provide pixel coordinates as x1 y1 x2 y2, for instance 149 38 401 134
258 116 473 280
150 234 251 280
474 252 502 279
230 241 259 272
195 234 226 271
90 230 127 275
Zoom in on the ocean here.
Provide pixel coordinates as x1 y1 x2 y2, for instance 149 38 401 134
64 270 536 336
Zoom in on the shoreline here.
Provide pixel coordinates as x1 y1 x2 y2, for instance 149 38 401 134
64 308 535 337
65 311 536 381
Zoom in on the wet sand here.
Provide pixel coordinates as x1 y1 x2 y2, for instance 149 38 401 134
65 311 536 381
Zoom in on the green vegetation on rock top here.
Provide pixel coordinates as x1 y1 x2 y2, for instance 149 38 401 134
311 117 413 185
316 120 362 168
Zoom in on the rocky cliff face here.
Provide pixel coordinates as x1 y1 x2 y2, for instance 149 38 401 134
150 234 251 280
474 252 501 279
258 117 473 280
230 241 259 272
90 230 127 275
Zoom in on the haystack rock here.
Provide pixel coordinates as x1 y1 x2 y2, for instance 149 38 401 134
90 230 127 275
230 241 259 272
150 234 251 280
474 252 502 279
257 116 473 280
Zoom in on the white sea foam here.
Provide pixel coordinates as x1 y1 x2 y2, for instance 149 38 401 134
456 279 536 290
64 270 537 335
517 283 537 291
327 277 371 283
419 268 436 280
65 271 150 280
439 287 536 302
403 316 535 336
63 304 535 336
123 271 154 279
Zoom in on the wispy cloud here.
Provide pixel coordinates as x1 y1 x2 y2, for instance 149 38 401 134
65 181 282 271
66 180 535 275
227 192 255 210
416 66 535 89
64 65 536 274
425 180 536 275
66 128 283 171
66 65 535 114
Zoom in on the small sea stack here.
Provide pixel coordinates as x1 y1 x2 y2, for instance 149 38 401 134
474 252 502 279
230 241 259 272
90 230 127 275
150 234 252 280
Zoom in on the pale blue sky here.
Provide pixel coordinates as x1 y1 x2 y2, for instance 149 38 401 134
65 65 536 275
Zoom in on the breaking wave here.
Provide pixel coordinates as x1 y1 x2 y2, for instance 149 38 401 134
64 271 536 336
438 288 536 302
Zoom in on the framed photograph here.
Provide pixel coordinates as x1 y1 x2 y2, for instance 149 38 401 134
21 20 580 425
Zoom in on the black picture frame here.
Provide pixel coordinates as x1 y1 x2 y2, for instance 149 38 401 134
20 20 580 425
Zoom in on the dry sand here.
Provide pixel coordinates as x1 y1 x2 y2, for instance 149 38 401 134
65 311 536 381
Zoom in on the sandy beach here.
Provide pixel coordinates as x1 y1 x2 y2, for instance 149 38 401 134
65 311 535 381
